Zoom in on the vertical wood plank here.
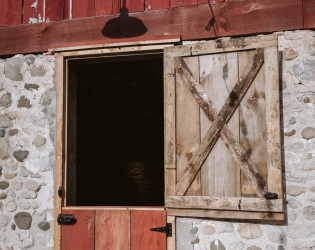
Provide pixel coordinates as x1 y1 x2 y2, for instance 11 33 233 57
170 0 197 8
23 0 44 24
45 0 64 21
199 52 240 197
95 210 130 250
112 0 121 14
176 56 201 196
64 0 71 19
54 56 65 250
131 210 167 250
239 50 267 197
61 209 95 250
0 0 22 26
164 52 176 197
121 0 144 13
145 0 170 11
167 216 175 250
303 0 315 29
264 46 282 197
95 0 113 16
72 0 95 18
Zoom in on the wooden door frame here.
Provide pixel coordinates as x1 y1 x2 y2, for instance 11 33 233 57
52 37 180 250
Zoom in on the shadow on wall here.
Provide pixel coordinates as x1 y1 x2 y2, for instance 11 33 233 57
102 0 147 38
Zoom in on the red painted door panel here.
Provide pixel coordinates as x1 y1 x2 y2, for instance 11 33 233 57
95 210 130 250
61 210 95 250
131 210 167 250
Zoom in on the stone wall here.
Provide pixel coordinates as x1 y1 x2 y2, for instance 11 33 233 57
177 31 315 250
0 54 55 249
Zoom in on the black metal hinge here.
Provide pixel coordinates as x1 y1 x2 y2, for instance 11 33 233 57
57 214 77 225
265 192 278 199
150 223 172 237
58 187 63 198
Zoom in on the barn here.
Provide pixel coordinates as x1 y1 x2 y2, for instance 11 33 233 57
0 0 315 249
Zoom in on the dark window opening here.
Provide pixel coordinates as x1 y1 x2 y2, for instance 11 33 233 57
67 55 164 206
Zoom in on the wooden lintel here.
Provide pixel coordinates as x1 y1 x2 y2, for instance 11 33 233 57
0 1 303 56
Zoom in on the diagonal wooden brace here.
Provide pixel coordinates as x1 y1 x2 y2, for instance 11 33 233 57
174 48 267 198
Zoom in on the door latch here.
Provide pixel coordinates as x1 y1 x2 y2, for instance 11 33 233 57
150 223 172 237
57 214 77 225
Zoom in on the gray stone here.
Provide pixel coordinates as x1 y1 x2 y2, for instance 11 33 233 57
284 31 305 40
176 218 194 250
289 117 296 124
4 173 17 179
25 55 36 65
20 238 34 249
0 115 13 128
288 198 302 209
4 57 24 81
11 223 16 230
17 96 32 108
191 238 200 244
293 60 315 82
24 179 38 191
9 129 18 136
268 231 286 243
301 127 315 140
216 222 234 233
287 185 306 197
238 224 263 239
0 129 5 137
6 201 17 212
303 205 315 220
38 221 50 231
32 135 46 147
19 166 30 177
0 93 12 107
20 201 31 209
24 83 39 90
0 193 7 199
39 155 52 172
247 246 262 250
283 48 299 60
303 97 311 103
13 150 29 162
0 234 7 242
0 214 10 228
21 190 37 199
311 186 315 192
30 65 46 77
210 239 226 250
0 181 9 190
203 225 215 235
190 226 198 234
0 149 9 159
14 212 32 230
12 179 23 190
278 246 285 250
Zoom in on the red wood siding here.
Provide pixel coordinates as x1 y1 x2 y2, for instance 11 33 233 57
303 0 315 29
61 210 95 250
170 0 197 8
121 0 144 13
145 0 170 11
64 0 71 19
45 0 64 21
23 0 44 24
0 2 306 56
0 0 22 26
95 0 114 16
72 0 95 18
131 210 167 250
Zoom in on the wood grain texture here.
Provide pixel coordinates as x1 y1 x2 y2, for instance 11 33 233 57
121 0 144 13
174 50 267 198
0 0 22 27
167 216 176 250
95 0 114 16
239 50 267 197
0 2 301 56
145 0 170 11
303 0 315 29
45 0 64 21
72 0 95 18
64 0 71 19
176 56 201 196
131 210 167 250
61 209 95 250
170 0 197 8
95 210 130 250
23 0 44 24
199 52 240 197
166 196 282 212
264 46 282 197
54 56 65 250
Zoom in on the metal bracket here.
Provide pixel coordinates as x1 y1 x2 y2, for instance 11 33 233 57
150 223 172 237
265 192 278 199
57 214 77 225
58 187 63 198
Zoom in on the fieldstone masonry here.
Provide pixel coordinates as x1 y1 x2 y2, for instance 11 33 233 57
0 54 55 249
178 30 315 249
0 30 315 249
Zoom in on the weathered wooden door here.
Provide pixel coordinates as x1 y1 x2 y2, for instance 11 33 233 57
60 208 167 250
